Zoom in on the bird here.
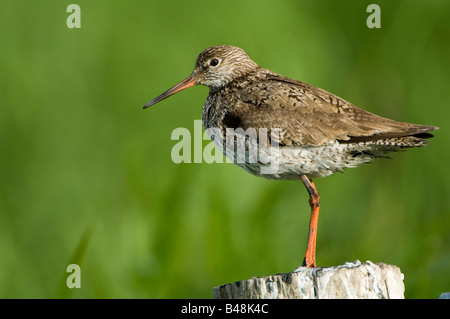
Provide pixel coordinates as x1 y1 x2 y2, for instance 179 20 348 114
143 45 438 268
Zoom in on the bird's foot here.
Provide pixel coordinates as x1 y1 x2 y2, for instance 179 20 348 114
302 257 317 268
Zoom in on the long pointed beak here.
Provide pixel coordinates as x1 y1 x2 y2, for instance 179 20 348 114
143 73 198 109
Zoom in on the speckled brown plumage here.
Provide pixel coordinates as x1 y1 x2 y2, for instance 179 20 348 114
199 47 436 149
143 45 438 267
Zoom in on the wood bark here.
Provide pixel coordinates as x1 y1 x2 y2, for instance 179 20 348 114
213 260 405 299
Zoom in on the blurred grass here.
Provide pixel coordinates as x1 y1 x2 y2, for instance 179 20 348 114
0 0 449 298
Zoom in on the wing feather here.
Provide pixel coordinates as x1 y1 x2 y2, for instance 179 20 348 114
229 70 437 146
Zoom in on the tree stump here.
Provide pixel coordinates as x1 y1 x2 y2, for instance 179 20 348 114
213 260 405 299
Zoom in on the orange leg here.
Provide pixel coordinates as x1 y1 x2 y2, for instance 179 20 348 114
299 174 320 268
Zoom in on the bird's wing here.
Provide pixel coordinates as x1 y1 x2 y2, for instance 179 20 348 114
230 70 437 146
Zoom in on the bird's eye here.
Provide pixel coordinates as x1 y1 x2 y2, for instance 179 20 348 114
209 58 220 67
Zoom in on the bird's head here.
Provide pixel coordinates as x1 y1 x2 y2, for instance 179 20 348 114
143 45 258 109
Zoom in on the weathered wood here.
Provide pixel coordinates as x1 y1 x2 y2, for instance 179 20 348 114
213 260 405 299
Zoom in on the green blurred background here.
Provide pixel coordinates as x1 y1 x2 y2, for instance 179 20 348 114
0 0 449 299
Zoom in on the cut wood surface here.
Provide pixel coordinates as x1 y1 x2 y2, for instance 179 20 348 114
213 260 405 299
